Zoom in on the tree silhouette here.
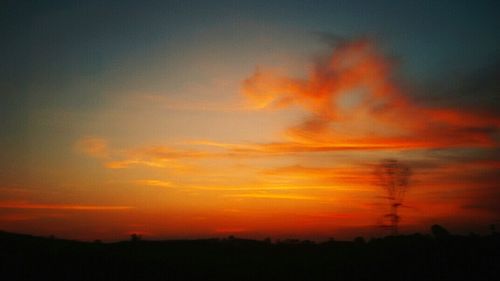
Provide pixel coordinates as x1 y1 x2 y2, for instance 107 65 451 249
374 159 412 235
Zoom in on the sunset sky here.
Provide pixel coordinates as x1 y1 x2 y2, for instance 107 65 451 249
1 0 499 241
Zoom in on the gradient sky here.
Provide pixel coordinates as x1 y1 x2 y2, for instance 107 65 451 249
1 0 499 241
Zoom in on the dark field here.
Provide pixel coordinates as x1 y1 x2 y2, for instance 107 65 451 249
1 227 499 280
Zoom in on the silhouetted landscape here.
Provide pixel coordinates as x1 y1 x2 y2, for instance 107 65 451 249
1 225 499 280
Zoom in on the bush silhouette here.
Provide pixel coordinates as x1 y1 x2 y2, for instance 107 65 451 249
130 233 142 242
431 224 450 239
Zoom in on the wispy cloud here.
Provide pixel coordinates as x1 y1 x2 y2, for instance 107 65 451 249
75 137 109 158
225 193 322 201
261 165 375 187
0 201 133 211
134 179 172 188
77 141 205 170
103 146 206 169
243 38 500 150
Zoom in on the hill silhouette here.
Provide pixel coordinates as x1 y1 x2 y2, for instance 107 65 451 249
1 226 499 280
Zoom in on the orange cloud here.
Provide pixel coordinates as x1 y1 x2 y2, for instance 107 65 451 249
224 193 322 201
243 38 500 151
88 138 399 172
262 165 375 187
134 179 172 188
0 201 133 211
102 146 208 169
192 139 422 156
77 141 208 170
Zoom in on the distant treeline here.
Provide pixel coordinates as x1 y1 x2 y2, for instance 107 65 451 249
1 225 499 280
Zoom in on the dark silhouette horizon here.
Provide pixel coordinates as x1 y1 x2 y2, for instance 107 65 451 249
1 224 500 280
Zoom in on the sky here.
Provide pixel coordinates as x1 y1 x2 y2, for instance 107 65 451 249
0 0 499 241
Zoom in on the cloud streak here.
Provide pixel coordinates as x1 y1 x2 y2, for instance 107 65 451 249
134 179 172 188
225 193 322 201
0 201 133 211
